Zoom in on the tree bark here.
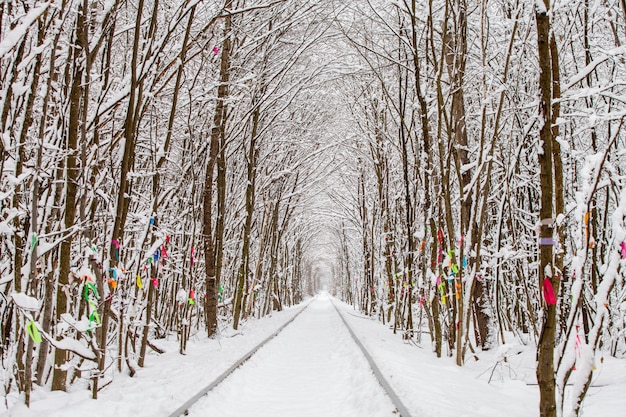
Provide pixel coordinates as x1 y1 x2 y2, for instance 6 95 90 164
535 2 558 416
203 0 233 337
52 6 85 391
233 104 260 330
110 0 145 264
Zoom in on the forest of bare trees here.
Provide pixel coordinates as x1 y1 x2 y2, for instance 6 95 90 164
1 1 625 416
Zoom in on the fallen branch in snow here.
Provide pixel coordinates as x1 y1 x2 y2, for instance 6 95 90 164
477 344 525 384
147 339 165 354
98 379 114 391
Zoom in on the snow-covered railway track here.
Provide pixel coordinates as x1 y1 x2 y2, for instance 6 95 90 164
168 294 408 417
166 301 311 417
331 300 413 417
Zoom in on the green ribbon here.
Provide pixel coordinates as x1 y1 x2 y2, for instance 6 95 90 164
26 320 42 343
30 234 38 251
83 283 99 301
438 280 446 295
89 310 101 325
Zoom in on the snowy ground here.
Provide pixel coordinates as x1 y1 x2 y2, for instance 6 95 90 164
334 297 626 417
5 293 625 417
4 300 313 417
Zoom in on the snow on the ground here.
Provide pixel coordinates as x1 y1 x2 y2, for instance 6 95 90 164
5 299 313 417
334 297 626 417
567 353 626 416
5 293 625 417
187 294 396 417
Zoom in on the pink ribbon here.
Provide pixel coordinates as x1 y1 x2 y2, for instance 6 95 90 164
543 278 557 305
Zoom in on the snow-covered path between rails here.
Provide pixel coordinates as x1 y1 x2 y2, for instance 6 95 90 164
187 294 397 417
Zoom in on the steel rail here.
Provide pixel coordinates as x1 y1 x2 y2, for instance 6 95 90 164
166 300 312 417
331 300 414 417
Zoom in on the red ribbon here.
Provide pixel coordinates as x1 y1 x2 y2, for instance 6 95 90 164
437 230 444 245
542 278 557 305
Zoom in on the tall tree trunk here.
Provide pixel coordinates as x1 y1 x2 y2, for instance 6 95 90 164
9 42 28 396
52 7 85 391
214 107 227 316
422 0 443 357
398 75 414 336
371 114 394 321
434 0 458 357
444 0 470 366
22 10 49 405
551 17 565 345
110 0 145 264
535 2 558 416
36 3 67 385
138 270 156 368
203 0 232 337
233 105 260 330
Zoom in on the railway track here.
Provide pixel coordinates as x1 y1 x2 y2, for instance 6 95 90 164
167 295 413 417
165 301 311 417
331 300 413 417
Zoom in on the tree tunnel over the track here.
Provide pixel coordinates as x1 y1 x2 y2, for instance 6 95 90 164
1 2 625 416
